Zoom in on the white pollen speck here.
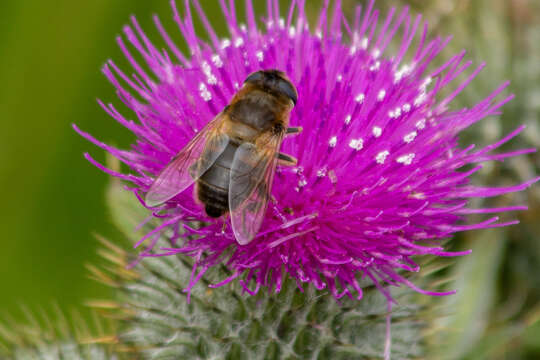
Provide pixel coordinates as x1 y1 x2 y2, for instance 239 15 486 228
256 51 264 62
349 138 364 150
240 24 247 32
393 64 412 83
377 89 386 101
349 45 357 55
361 37 369 49
336 74 343 82
211 54 223 67
329 136 338 147
397 153 415 165
316 30 323 39
369 61 380 71
234 82 239 89
234 37 244 47
355 93 365 103
372 48 381 58
344 114 352 125
372 126 382 137
202 61 216 84
317 167 327 177
289 26 296 37
266 20 274 29
202 61 211 73
279 18 285 28
389 107 401 118
402 103 411 112
422 77 432 89
416 118 426 129
221 38 231 49
414 92 427 106
199 82 212 101
376 150 390 164
403 131 417 143
411 192 426 199
298 179 307 187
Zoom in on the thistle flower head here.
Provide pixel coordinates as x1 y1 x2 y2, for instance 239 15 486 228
76 0 538 301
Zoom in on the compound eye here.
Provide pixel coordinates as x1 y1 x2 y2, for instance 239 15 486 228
244 71 264 84
277 79 298 105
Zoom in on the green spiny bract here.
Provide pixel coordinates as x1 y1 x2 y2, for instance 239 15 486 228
0 309 118 360
96 236 429 360
89 178 451 359
5 342 116 360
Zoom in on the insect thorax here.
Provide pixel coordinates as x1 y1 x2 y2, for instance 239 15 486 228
228 92 285 132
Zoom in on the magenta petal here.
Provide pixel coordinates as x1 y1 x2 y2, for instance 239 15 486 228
77 0 538 302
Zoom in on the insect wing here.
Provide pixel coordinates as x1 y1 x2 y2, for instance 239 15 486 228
145 114 229 207
229 134 282 245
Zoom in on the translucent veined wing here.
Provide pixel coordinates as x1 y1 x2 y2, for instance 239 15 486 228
229 133 283 245
145 113 229 207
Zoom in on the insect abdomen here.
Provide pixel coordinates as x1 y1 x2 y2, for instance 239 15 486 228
197 141 239 218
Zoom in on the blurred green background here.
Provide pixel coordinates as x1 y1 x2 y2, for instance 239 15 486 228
0 0 538 358
0 0 171 321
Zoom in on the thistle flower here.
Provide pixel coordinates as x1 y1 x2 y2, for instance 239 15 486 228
75 0 538 302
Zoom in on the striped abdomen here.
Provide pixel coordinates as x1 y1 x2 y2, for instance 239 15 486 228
197 141 239 218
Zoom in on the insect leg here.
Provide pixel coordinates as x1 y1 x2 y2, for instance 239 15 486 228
286 126 302 135
221 219 227 233
277 152 297 166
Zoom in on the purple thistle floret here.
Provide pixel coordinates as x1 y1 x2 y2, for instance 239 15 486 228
75 0 538 301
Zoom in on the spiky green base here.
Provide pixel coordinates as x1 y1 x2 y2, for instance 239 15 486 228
88 172 438 359
0 310 118 360
117 251 426 360
6 342 115 360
